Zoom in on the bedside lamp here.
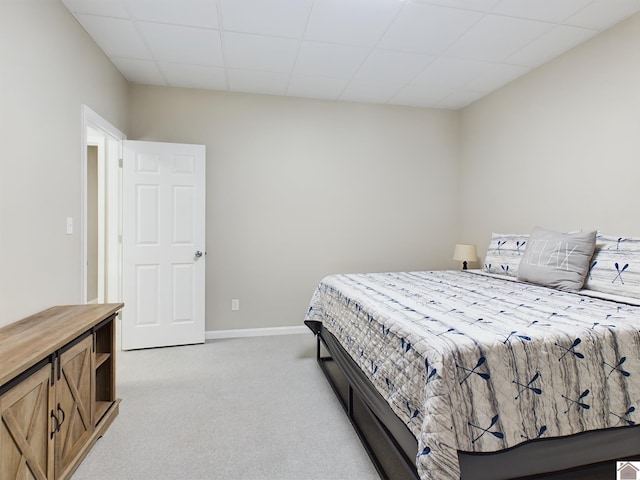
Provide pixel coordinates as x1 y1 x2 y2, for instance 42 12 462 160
453 244 478 270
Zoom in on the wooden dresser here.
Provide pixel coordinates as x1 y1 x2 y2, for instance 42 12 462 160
0 304 123 480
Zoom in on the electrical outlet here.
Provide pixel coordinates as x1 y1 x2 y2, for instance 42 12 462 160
66 217 73 235
231 299 240 311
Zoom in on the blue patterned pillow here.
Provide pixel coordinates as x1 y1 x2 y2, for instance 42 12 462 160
582 233 640 299
483 232 529 277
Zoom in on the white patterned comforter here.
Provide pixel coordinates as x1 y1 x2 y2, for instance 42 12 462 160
304 270 640 480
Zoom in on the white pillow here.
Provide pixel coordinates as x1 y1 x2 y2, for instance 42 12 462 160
483 232 529 277
582 233 640 299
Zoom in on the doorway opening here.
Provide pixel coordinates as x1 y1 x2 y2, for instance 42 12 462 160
81 106 126 309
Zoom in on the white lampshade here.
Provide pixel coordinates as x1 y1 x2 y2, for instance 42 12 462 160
453 244 478 263
453 243 478 270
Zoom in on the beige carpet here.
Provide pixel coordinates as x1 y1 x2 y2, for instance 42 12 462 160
72 333 378 480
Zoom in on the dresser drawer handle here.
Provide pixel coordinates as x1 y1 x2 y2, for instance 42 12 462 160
57 403 65 429
50 410 60 439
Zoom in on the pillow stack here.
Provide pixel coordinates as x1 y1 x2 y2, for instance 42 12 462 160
483 228 640 299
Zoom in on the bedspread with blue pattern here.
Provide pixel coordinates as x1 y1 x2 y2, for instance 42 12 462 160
304 270 640 480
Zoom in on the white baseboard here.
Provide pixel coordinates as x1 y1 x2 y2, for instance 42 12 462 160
205 325 308 340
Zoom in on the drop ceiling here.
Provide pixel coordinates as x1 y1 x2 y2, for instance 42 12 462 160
60 0 640 109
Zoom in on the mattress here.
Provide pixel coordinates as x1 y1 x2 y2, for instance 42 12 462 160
304 270 640 480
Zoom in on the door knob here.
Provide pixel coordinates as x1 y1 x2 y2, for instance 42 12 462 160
195 251 203 258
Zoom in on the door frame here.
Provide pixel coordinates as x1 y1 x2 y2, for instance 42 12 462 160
80 105 126 307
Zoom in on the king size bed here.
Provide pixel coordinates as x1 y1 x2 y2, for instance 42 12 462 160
304 229 640 479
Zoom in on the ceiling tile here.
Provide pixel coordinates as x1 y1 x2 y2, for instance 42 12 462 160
287 75 349 100
412 0 501 12
160 63 227 90
390 84 453 108
219 0 312 38
340 80 404 104
294 42 370 78
124 0 219 29
354 50 436 84
412 57 492 89
446 14 553 62
137 22 223 66
75 14 151 59
110 57 166 85
565 0 640 29
223 32 300 73
228 69 289 95
465 63 531 92
304 0 402 47
491 0 594 23
379 3 483 55
286 75 347 100
436 90 484 109
60 0 129 18
506 25 597 66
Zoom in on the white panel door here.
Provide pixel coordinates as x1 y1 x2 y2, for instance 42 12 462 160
121 141 206 350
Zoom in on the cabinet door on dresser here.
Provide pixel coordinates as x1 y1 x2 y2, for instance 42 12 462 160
54 335 94 477
0 364 55 480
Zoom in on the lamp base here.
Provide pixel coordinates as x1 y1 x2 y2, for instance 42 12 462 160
462 261 468 270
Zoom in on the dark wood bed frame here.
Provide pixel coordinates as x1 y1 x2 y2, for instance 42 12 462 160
305 320 640 480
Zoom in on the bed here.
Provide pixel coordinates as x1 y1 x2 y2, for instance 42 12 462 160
303 230 640 480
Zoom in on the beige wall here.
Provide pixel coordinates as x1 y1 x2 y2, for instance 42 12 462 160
460 13 640 262
0 1 128 327
129 86 461 331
